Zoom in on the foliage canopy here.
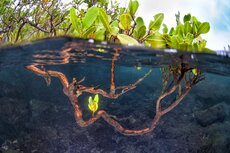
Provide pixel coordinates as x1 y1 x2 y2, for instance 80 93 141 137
0 0 211 51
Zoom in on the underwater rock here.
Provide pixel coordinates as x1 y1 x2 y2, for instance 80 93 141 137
0 97 30 126
0 97 30 145
29 99 52 118
195 102 230 127
209 122 230 153
0 81 23 99
198 121 230 153
0 140 21 153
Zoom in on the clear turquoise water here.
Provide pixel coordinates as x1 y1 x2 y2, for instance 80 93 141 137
0 37 230 153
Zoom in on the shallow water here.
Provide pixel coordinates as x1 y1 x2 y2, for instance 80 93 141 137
0 37 230 153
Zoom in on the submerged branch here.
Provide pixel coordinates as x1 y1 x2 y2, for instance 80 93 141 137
26 62 203 136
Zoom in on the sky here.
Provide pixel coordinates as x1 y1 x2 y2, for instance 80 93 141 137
115 0 230 50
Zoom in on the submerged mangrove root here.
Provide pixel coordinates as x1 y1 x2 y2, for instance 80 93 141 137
26 63 203 136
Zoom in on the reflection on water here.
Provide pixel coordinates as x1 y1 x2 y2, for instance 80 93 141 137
0 37 230 153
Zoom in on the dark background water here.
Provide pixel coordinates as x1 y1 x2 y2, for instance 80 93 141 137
0 37 230 153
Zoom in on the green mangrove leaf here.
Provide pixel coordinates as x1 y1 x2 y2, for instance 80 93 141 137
179 42 189 51
98 8 111 33
88 102 98 114
185 33 194 43
192 68 198 76
149 13 164 31
111 20 119 27
176 24 185 37
70 7 81 31
94 94 99 103
191 16 199 24
119 13 132 30
88 94 99 114
169 27 175 35
184 21 192 35
133 17 146 39
128 0 139 16
136 17 144 26
96 28 106 41
94 17 103 27
110 20 119 35
107 14 112 23
197 22 210 35
83 26 96 38
145 34 166 48
88 96 93 103
187 44 194 51
192 22 198 36
171 35 180 49
82 6 99 31
117 34 139 45
162 34 171 46
183 14 191 23
199 39 207 50
193 42 199 50
136 25 146 39
192 16 201 36
162 24 168 34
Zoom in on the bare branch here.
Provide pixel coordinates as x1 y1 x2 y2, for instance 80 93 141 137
23 18 50 33
15 22 26 43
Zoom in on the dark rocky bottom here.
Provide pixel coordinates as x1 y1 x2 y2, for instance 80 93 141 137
0 79 230 153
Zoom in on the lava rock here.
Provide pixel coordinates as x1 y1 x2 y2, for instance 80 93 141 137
195 102 230 127
29 99 51 118
198 121 230 153
0 97 30 144
0 140 21 153
0 81 23 99
0 97 30 126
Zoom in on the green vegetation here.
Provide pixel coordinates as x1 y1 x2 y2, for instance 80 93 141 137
0 0 211 51
88 94 99 116
0 0 70 43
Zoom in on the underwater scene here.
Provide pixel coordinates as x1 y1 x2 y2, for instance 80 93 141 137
0 37 230 153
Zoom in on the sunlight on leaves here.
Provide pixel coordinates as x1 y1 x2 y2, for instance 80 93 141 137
119 13 132 30
82 7 99 31
149 13 164 31
88 94 100 115
128 0 139 17
117 34 139 46
0 0 212 52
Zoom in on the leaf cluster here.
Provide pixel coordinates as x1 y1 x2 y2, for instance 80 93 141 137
69 0 211 51
88 94 99 115
0 0 212 52
164 13 211 51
